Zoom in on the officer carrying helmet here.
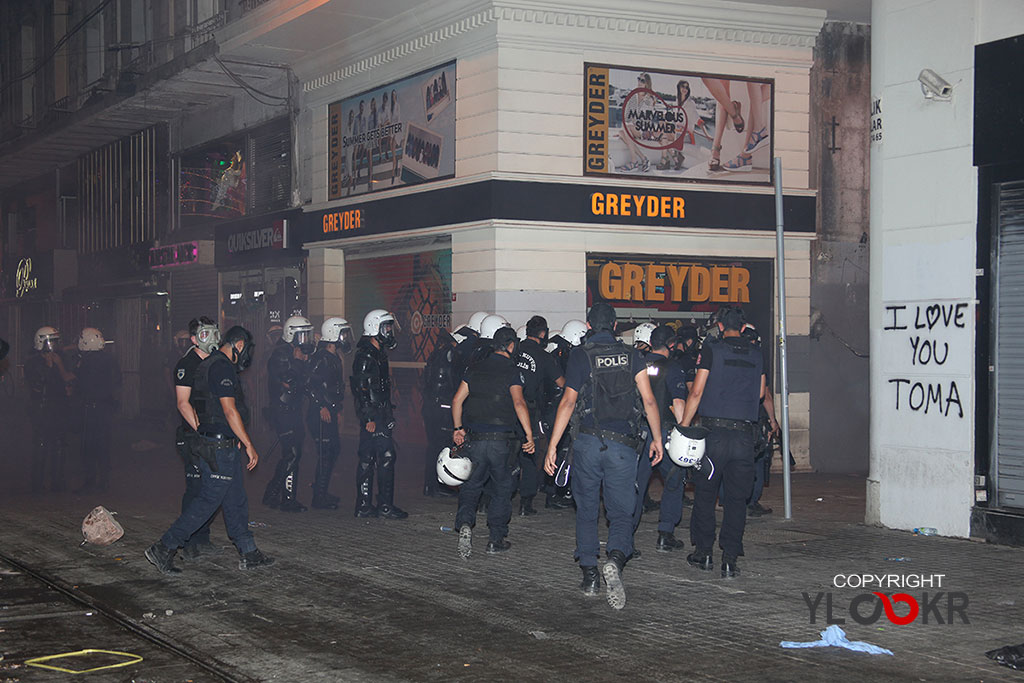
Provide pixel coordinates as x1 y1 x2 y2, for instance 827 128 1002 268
146 325 274 575
543 303 664 610
306 317 354 510
422 325 460 497
25 326 73 493
73 327 121 493
680 306 766 578
350 309 407 519
451 325 535 558
263 315 314 512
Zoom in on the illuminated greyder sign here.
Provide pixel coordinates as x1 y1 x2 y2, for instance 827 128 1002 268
15 258 38 297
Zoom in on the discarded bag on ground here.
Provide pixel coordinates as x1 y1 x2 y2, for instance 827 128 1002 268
986 642 1024 670
81 506 124 546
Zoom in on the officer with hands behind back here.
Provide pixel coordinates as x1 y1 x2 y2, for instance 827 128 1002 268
543 303 664 611
681 306 765 578
451 325 535 558
306 317 353 510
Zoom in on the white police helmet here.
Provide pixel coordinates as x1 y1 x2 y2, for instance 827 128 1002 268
466 311 490 334
561 319 589 346
322 317 354 352
480 314 511 340
515 325 528 341
667 425 710 467
34 326 60 352
282 316 315 346
437 446 473 487
632 322 656 348
363 309 398 349
78 327 106 352
546 329 561 353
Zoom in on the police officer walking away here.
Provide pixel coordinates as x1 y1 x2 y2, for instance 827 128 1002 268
451 325 535 557
544 303 664 610
633 325 689 551
146 326 274 575
680 307 765 578
74 328 121 494
306 317 354 509
25 326 73 493
351 309 407 519
422 327 459 497
263 316 314 512
172 317 221 559
514 315 564 516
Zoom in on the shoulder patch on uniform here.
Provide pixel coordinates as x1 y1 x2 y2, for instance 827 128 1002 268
176 368 185 380
220 378 233 387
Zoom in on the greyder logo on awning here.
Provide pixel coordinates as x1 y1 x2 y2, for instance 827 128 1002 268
804 574 969 626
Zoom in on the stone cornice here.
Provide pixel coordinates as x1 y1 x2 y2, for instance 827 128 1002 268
300 0 825 94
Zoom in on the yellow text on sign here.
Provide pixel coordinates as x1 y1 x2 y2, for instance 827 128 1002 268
598 262 750 303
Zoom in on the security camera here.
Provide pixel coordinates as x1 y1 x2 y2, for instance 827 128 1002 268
918 69 952 101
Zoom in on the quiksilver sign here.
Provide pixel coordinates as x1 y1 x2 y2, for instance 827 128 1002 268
227 222 286 254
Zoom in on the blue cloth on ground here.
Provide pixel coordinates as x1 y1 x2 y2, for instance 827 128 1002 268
780 624 894 656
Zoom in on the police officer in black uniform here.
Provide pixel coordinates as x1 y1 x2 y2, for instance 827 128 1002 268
422 327 459 497
544 303 664 610
263 316 314 512
172 317 221 559
452 325 535 557
306 317 353 510
146 326 274 575
350 309 408 519
74 327 121 494
633 325 690 552
25 326 72 493
514 315 564 516
681 306 765 578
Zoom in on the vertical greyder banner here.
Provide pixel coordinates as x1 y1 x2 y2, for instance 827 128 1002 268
327 61 456 200
584 63 774 185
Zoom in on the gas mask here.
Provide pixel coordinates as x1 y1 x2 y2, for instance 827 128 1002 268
233 340 255 371
377 320 398 351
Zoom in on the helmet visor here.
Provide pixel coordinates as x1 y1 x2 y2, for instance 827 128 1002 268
378 320 398 349
41 336 60 352
337 326 354 353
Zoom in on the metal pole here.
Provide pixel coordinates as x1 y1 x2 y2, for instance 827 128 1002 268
773 157 793 520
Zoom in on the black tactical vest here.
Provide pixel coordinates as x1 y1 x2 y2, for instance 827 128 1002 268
580 341 637 427
699 337 763 422
192 352 238 435
463 354 516 428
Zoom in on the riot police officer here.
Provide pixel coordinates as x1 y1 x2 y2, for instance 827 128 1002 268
146 326 274 575
74 328 121 494
351 309 407 519
25 326 72 493
307 317 353 510
173 317 221 559
514 315 564 516
422 327 459 497
633 325 689 551
544 320 587 510
452 311 488 382
681 307 765 578
263 316 314 512
543 303 664 610
452 325 535 557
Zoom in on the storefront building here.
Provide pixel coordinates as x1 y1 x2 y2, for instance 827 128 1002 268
293 1 824 463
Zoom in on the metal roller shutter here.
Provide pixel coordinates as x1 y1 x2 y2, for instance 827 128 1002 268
170 266 220 334
995 180 1024 508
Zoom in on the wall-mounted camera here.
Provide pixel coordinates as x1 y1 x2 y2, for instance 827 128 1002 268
918 69 953 101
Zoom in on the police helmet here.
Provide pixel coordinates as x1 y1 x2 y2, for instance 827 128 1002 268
437 446 473 487
34 326 60 352
363 309 398 350
561 319 588 346
667 425 710 467
467 311 490 334
515 325 528 341
632 322 656 349
78 328 106 352
322 317 354 353
545 330 562 353
194 322 221 354
479 314 511 340
282 316 315 351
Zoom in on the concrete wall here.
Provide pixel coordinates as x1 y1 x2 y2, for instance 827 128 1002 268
868 0 1024 537
809 23 871 474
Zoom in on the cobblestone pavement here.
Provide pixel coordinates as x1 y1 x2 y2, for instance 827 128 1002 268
0 469 1022 682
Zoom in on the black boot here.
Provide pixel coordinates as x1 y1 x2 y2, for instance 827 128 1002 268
642 494 660 513
580 566 600 596
355 458 377 518
311 438 339 509
239 548 276 571
687 548 714 571
721 553 740 578
278 469 307 513
519 496 538 516
377 450 408 520
145 542 182 575
262 453 291 509
602 550 627 610
656 531 685 552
